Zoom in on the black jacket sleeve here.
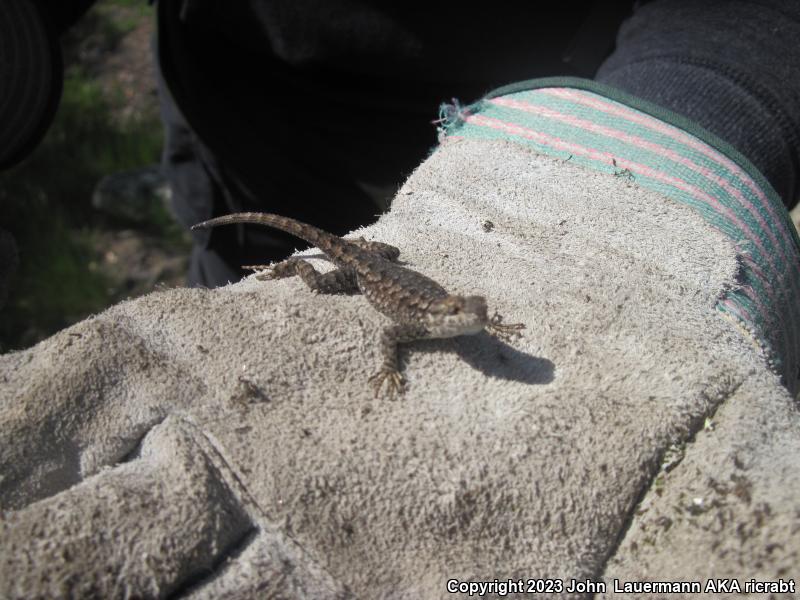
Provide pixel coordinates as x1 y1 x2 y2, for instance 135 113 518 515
37 0 95 33
596 0 800 207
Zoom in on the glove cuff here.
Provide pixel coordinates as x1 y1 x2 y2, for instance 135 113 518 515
438 77 800 392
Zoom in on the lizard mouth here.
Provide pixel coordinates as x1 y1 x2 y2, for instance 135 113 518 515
425 295 490 338
425 313 485 338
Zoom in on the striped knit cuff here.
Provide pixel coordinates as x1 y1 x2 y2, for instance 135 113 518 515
437 77 800 393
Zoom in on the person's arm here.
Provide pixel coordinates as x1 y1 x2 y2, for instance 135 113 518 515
38 0 95 32
596 0 800 207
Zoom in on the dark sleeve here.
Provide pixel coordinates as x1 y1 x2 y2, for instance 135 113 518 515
36 0 95 33
595 0 800 207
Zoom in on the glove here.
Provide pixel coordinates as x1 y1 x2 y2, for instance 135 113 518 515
2 78 799 598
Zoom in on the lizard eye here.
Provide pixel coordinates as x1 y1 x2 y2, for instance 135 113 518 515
434 297 466 315
433 299 459 315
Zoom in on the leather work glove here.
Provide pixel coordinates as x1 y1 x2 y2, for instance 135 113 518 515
2 79 799 599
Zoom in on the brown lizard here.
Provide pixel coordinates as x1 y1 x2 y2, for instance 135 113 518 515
191 213 524 398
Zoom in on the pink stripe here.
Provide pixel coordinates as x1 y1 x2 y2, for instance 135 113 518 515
740 253 769 284
541 89 763 194
719 296 784 369
491 96 795 272
467 113 778 331
539 88 797 257
719 298 756 328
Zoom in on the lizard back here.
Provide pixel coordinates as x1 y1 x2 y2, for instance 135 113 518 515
192 211 453 322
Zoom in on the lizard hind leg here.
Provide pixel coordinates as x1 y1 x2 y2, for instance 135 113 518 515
245 258 359 293
242 264 274 281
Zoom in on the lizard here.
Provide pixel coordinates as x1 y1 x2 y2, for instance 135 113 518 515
191 212 525 399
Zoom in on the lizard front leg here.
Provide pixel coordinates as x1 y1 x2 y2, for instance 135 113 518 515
368 323 427 399
243 258 358 294
486 311 525 341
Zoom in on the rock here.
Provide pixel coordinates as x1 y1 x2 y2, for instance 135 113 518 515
92 164 172 223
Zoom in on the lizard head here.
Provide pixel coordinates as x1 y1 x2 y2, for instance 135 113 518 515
424 295 488 338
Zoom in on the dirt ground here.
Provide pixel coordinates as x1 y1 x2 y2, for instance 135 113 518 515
72 2 190 298
68 2 159 122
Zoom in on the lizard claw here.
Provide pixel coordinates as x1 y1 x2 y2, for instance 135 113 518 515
486 312 525 342
368 367 406 400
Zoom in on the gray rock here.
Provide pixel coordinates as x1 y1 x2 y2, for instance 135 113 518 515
92 164 172 223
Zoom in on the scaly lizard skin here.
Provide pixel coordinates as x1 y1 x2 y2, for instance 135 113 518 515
192 212 524 398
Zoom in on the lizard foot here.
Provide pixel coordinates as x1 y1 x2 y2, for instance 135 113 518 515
242 264 277 281
368 367 406 400
486 312 525 342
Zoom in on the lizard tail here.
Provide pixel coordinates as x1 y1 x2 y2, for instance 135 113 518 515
191 212 339 249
